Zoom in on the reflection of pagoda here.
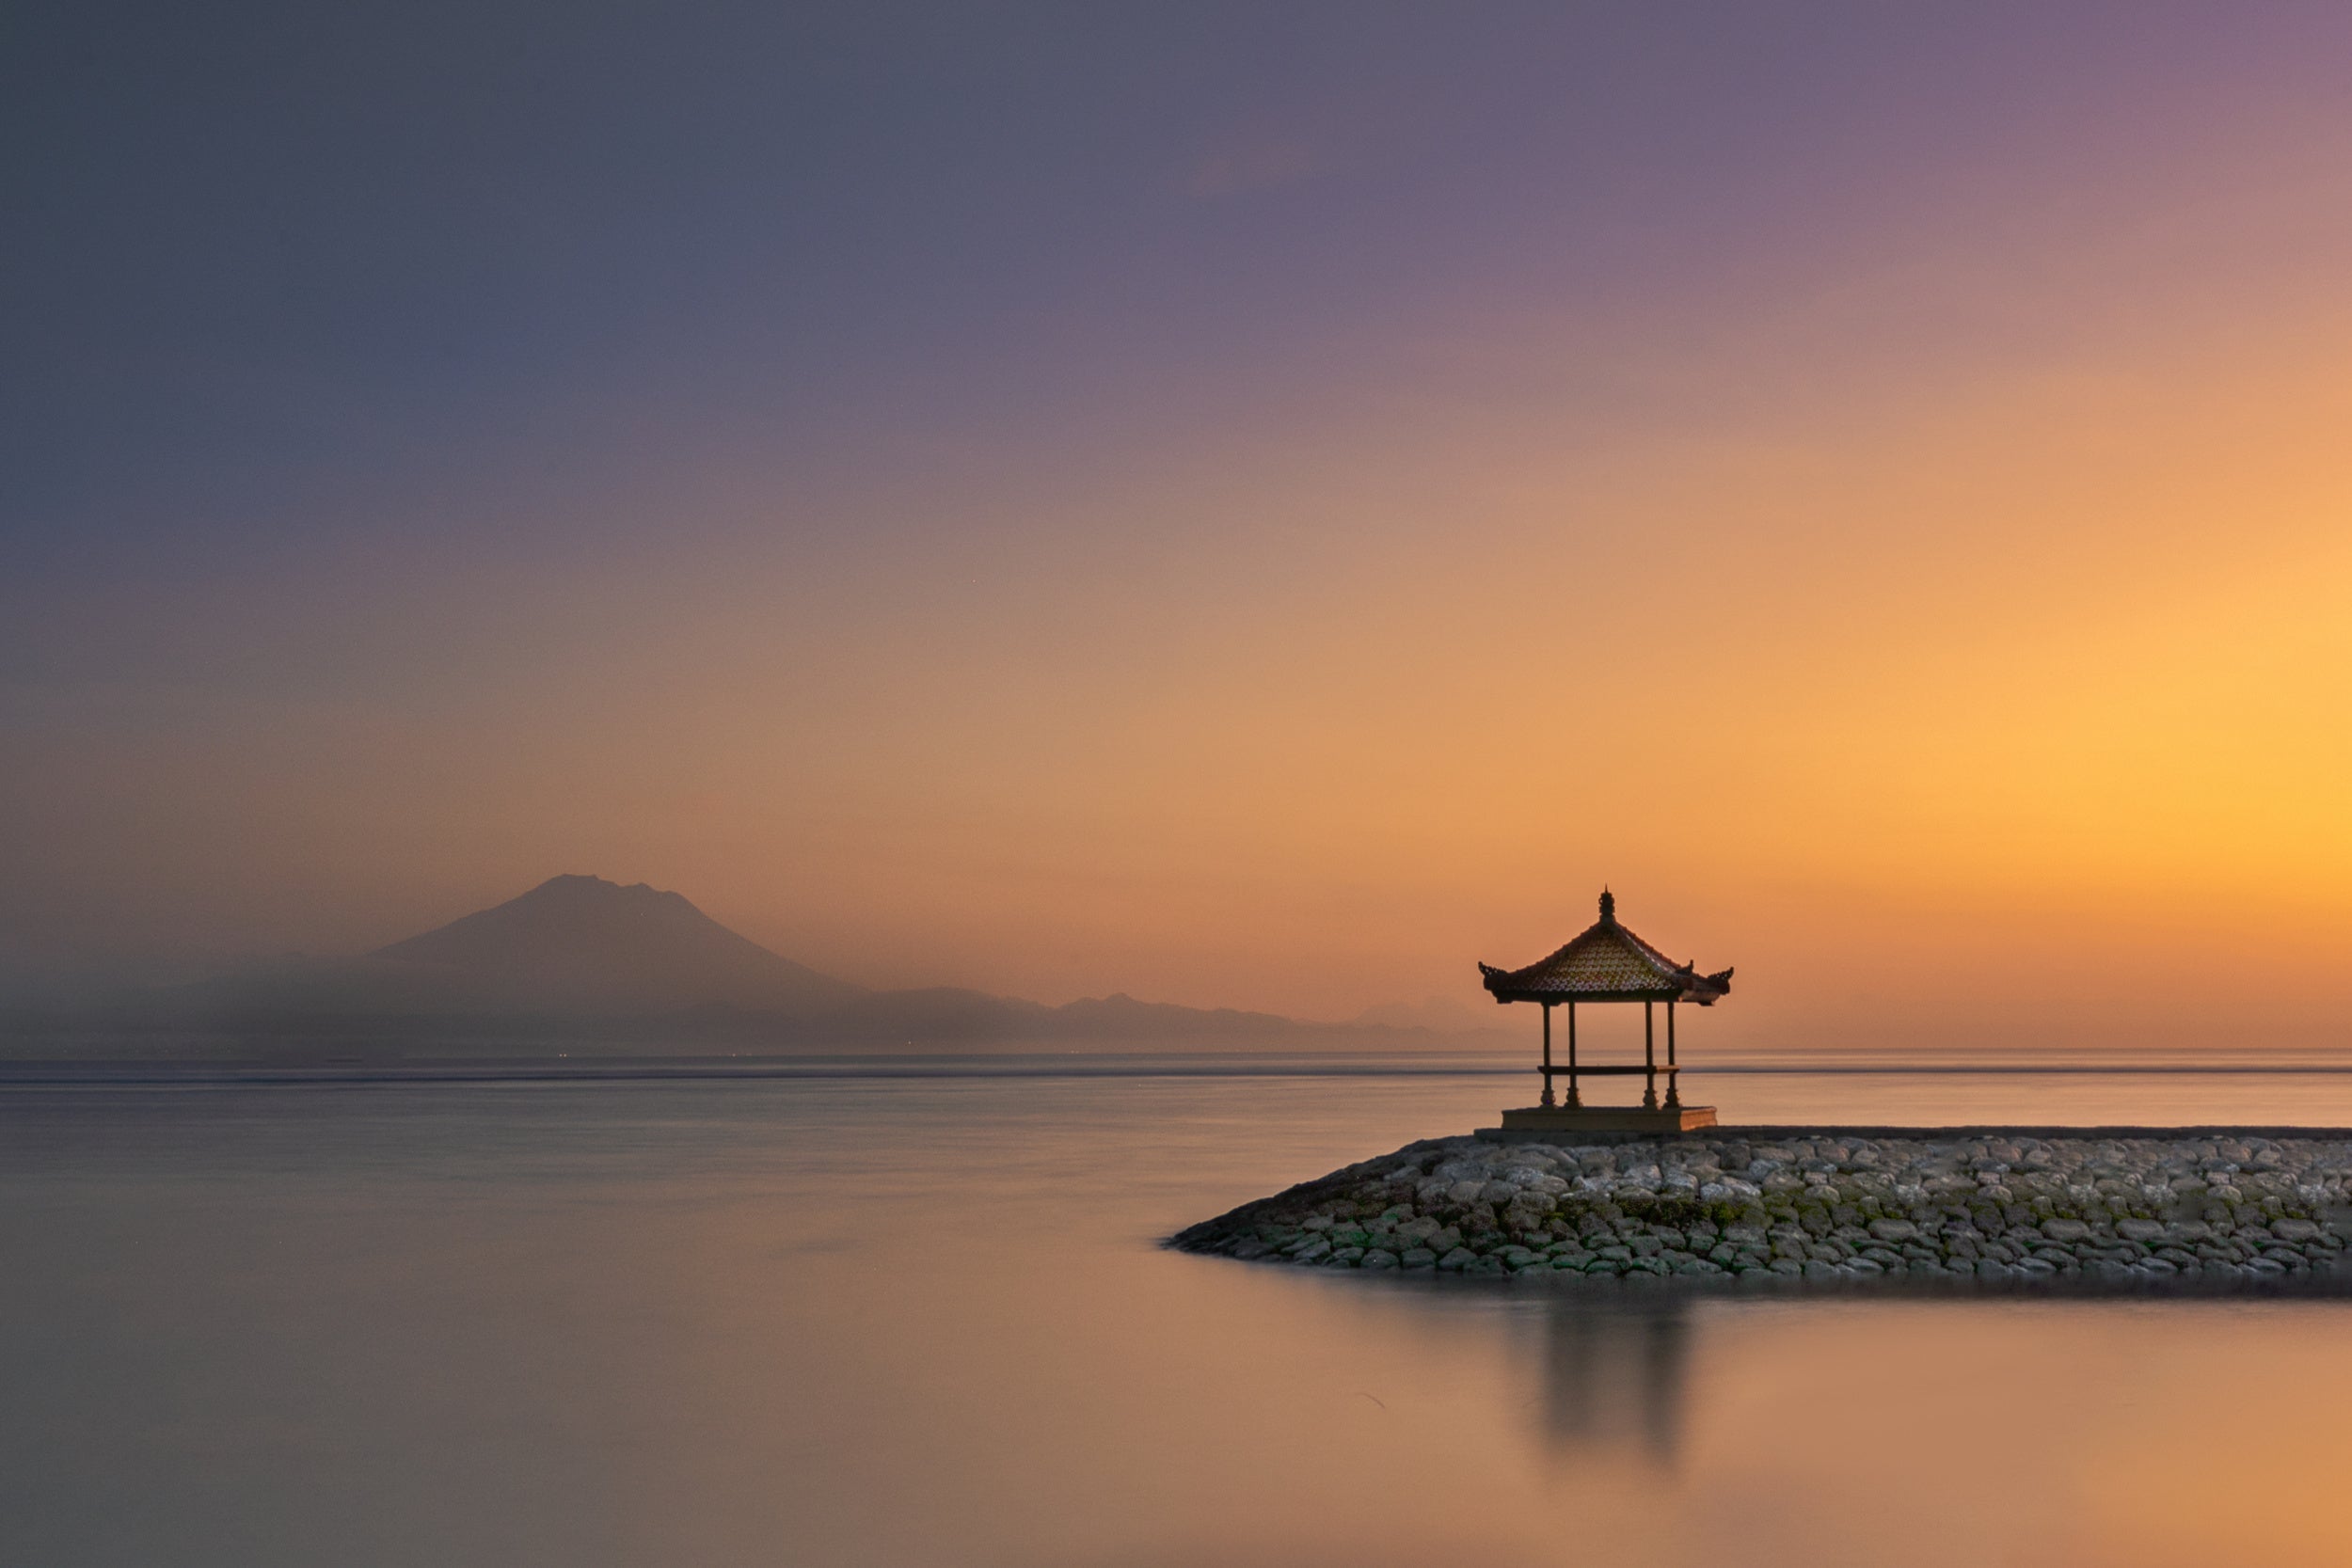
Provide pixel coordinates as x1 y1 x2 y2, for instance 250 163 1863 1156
1534 1298 1692 1465
1479 890 1731 1133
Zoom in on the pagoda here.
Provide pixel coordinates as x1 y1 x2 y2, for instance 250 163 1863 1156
1478 890 1731 1133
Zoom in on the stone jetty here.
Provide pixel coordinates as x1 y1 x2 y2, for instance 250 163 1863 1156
1168 1129 2352 1289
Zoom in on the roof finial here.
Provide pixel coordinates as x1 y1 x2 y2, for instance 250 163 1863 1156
1598 887 1615 922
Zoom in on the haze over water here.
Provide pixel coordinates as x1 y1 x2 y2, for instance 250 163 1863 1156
8 1057 2352 1568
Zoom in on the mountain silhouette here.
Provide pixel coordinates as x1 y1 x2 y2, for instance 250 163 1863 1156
373 874 861 1014
74 875 1504 1055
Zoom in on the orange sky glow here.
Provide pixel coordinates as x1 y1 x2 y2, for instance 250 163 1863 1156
10 10 2352 1052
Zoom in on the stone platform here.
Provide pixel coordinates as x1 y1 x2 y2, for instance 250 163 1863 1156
1167 1127 2352 1290
1497 1103 1717 1135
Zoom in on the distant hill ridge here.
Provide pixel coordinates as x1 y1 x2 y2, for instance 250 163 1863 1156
105 875 1501 1053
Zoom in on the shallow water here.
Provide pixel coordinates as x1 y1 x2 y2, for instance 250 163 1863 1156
5 1060 2352 1567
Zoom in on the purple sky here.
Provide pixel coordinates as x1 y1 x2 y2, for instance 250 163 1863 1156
12 5 2352 1045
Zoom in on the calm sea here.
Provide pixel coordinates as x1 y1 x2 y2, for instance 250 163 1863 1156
5 1054 2351 1568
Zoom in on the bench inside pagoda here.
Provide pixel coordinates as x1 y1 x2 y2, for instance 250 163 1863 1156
1477 890 1730 1134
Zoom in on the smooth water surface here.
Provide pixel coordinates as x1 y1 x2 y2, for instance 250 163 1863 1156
6 1062 2352 1567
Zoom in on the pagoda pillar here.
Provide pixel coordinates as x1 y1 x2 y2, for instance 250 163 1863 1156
1540 1003 1554 1106
1643 1000 1659 1108
1665 999 1680 1107
1565 1000 1580 1106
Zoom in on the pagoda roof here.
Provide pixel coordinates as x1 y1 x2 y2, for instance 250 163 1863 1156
1479 890 1732 1006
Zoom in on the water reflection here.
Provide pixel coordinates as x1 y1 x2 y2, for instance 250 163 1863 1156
13 1068 2352 1568
1531 1296 1692 1465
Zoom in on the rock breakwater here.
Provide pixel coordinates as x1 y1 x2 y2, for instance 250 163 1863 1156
1168 1129 2352 1289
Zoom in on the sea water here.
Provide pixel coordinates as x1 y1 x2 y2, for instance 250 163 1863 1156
4 1056 2351 1567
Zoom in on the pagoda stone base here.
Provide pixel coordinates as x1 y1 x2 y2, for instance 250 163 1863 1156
1492 1103 1718 1137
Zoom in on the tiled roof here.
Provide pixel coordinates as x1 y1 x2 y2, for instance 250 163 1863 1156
1479 891 1732 1005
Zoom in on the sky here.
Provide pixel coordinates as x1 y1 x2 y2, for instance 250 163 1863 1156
8 3 2352 1050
